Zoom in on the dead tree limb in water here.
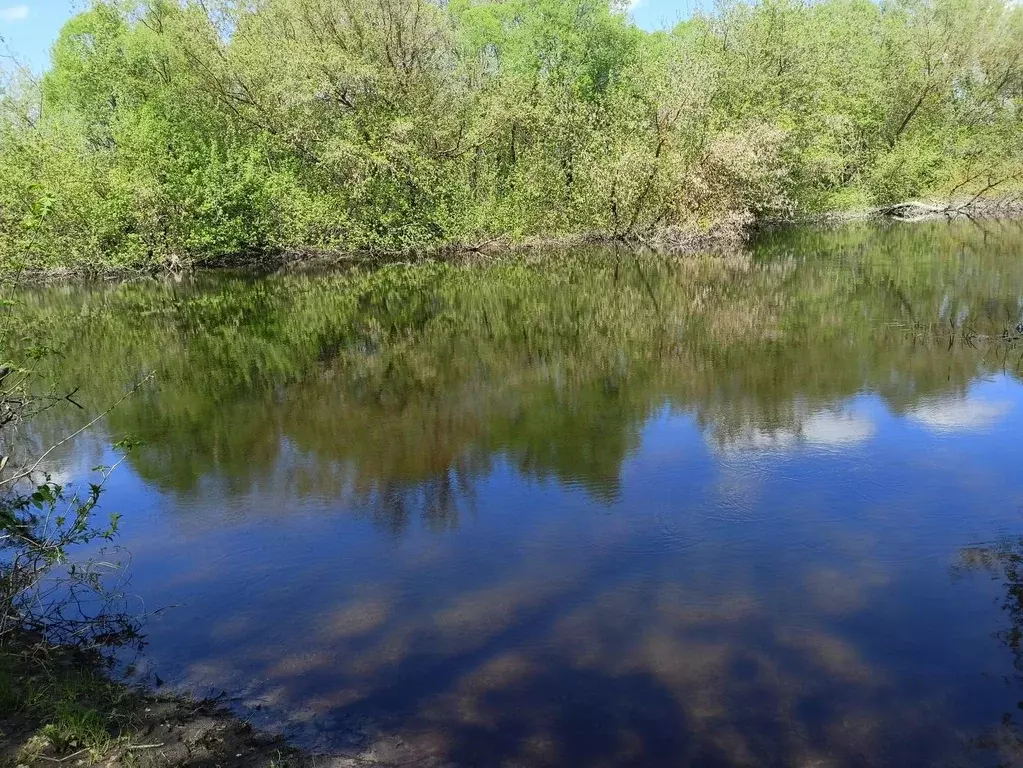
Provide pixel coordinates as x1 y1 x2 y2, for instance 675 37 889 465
878 187 1023 222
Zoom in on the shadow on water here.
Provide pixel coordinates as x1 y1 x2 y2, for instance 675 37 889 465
957 539 1023 766
8 218 1023 766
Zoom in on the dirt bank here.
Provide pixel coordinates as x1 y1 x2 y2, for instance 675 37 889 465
0 637 425 768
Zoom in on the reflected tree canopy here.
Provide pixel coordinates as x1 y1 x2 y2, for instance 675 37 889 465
10 220 1023 530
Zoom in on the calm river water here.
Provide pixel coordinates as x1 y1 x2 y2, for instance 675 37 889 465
16 220 1023 766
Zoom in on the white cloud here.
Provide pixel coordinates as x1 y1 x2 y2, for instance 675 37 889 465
0 4 29 22
908 397 1012 433
802 411 876 445
715 410 876 454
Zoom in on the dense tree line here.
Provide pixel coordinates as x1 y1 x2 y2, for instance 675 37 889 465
0 0 1021 269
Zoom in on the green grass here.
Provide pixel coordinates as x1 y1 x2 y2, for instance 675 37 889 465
0 637 306 768
0 643 129 765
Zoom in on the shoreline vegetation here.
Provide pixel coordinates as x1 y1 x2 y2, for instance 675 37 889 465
4 198 1023 281
0 633 330 768
1 0 1021 275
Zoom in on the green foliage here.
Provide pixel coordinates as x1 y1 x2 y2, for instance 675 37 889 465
0 643 136 763
0 288 141 646
39 707 111 755
0 0 1021 270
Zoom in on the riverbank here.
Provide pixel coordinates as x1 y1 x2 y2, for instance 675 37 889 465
3 198 1020 283
0 217 750 283
0 637 322 768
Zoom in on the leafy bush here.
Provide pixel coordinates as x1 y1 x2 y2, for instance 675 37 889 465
0 0 1021 270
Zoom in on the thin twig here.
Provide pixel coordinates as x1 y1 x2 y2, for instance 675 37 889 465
0 373 154 489
35 748 89 763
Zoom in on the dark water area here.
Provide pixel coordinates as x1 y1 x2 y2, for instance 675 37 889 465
13 220 1023 766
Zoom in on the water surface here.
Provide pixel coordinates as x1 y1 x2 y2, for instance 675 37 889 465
16 220 1023 767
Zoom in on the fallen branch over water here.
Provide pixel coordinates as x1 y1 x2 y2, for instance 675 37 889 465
879 194 1023 222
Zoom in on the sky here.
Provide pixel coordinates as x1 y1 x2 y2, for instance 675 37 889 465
1 0 698 73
